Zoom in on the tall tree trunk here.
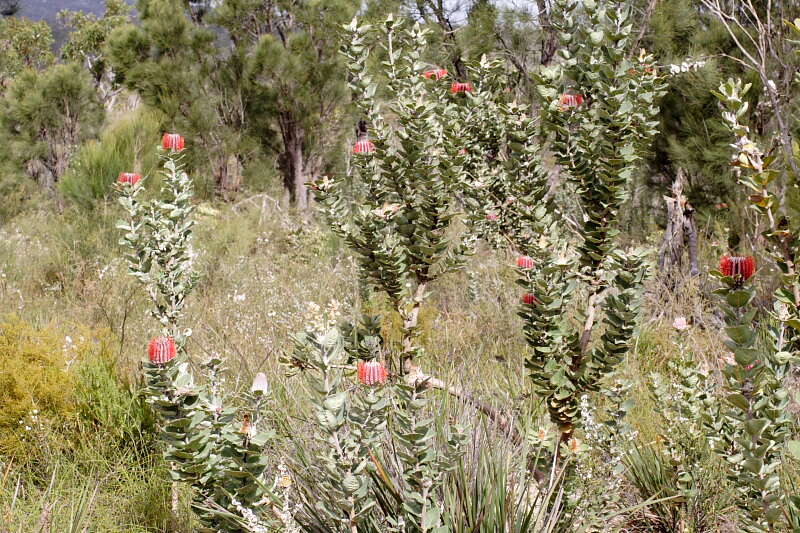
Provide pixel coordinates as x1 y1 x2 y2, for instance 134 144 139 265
291 143 308 211
215 153 243 195
535 0 558 65
278 117 309 209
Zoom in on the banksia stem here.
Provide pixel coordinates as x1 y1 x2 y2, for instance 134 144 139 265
710 257 791 531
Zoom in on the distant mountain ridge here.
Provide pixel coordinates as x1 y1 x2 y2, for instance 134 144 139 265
14 0 136 48
19 0 133 22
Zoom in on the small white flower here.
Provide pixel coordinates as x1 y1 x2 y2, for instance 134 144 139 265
672 316 690 331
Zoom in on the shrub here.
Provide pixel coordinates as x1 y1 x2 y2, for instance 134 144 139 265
1 62 103 189
0 316 79 457
60 109 163 209
0 315 153 463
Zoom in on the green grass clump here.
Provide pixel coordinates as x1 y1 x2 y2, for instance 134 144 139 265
59 109 162 209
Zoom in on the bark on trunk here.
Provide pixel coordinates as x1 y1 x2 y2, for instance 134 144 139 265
291 145 308 211
278 116 309 210
657 169 699 280
535 0 558 65
215 153 243 195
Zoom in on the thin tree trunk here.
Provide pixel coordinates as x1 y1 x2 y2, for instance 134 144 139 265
291 144 308 211
657 170 699 280
630 0 659 53
278 117 309 210
535 0 558 65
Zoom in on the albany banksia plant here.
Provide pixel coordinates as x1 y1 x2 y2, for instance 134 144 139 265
117 137 197 346
708 78 800 531
327 16 480 379
118 138 278 531
706 257 793 532
514 0 666 448
283 329 464 531
717 78 800 351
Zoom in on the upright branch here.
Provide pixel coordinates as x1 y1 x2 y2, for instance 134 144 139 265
710 75 800 532
117 141 198 348
716 78 800 350
521 0 666 447
117 135 277 531
705 256 793 532
701 0 800 178
320 16 477 379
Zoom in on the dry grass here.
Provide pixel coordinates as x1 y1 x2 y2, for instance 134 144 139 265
1 191 796 531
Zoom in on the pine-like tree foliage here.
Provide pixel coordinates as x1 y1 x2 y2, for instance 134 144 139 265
59 0 131 99
0 16 55 86
239 0 355 208
1 62 103 189
108 0 357 200
641 0 800 209
107 0 251 192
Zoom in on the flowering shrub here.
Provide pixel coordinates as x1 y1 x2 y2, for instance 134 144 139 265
325 16 482 379
118 142 279 531
352 139 375 154
449 81 473 94
147 336 176 365
161 132 185 152
719 255 756 285
357 360 388 385
117 150 198 346
282 329 465 531
703 78 800 531
117 171 141 186
516 0 666 448
422 68 447 80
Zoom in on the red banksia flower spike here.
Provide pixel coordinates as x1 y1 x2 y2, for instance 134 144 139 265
522 293 540 305
352 139 375 154
558 93 584 110
719 255 756 284
423 68 448 80
161 133 185 152
117 172 141 186
450 82 474 94
357 360 388 386
517 256 535 269
148 336 177 365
